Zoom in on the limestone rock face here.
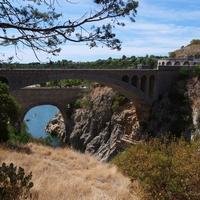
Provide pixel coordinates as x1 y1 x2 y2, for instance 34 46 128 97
185 77 200 138
45 112 66 140
173 43 200 58
46 86 148 161
69 86 148 162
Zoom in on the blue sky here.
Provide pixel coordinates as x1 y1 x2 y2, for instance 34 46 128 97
2 0 200 63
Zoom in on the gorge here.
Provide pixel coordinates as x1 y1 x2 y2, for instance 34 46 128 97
45 75 200 162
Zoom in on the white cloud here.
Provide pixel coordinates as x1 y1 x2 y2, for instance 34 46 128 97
1 0 200 63
138 0 200 22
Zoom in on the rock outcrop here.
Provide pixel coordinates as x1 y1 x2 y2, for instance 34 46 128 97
46 86 149 162
45 112 66 140
70 87 150 162
173 43 200 58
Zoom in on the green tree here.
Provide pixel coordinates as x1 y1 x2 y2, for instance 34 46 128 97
0 82 21 141
0 0 138 61
190 39 200 45
168 51 176 58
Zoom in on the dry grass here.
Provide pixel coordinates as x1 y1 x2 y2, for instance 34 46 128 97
0 143 140 200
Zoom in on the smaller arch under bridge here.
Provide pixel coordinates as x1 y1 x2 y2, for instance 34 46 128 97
11 87 83 130
0 68 180 106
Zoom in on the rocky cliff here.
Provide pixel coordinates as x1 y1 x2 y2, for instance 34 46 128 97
46 86 149 162
46 77 200 162
172 42 200 58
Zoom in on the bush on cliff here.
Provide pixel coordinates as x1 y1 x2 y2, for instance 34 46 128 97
112 136 200 200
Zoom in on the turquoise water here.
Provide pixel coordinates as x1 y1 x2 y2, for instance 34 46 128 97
24 105 62 147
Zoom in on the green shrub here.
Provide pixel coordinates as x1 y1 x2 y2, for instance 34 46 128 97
112 91 127 112
113 137 200 200
32 136 53 146
190 39 200 45
168 88 187 106
8 123 33 144
74 98 81 108
75 95 92 109
168 52 176 58
178 66 189 80
82 97 92 108
112 101 120 112
0 163 34 200
194 64 200 79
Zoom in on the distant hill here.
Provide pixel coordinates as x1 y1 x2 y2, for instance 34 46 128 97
171 39 200 59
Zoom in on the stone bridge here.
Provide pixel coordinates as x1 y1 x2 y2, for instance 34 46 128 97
10 87 83 130
0 68 180 129
0 68 179 105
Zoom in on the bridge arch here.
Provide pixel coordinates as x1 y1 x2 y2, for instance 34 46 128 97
121 74 130 83
183 61 190 66
149 74 155 99
0 76 9 84
10 88 82 133
174 61 180 66
140 75 147 93
131 75 139 87
166 61 172 66
18 102 67 132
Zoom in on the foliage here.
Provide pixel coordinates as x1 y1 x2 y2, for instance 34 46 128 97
190 39 200 45
80 95 93 108
74 92 92 109
168 52 176 58
8 122 32 144
0 162 34 200
194 64 200 79
178 66 189 80
0 0 138 61
113 137 200 200
42 79 88 88
168 88 188 106
31 136 53 147
0 82 21 142
112 91 127 112
8 122 53 146
74 98 82 109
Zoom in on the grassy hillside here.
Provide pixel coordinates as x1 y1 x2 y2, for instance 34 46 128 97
0 143 140 200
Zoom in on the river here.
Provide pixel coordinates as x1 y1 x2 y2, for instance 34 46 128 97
24 105 62 147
